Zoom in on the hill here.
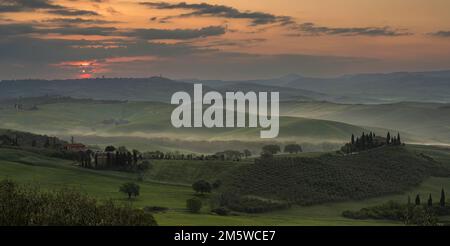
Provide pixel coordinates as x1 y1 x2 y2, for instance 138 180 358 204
0 77 207 103
280 101 450 145
186 80 329 101
217 146 450 212
200 70 450 103
282 71 450 103
0 98 374 152
2 144 450 225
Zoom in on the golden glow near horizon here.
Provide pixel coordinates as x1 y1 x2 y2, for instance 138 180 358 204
1 0 450 79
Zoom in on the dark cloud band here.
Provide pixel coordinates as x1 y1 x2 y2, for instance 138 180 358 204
291 22 412 37
0 23 225 39
140 1 293 26
0 0 100 16
429 30 450 37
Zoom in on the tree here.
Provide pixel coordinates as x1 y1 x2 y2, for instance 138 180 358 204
284 144 303 154
428 194 433 207
186 198 202 213
440 188 446 208
192 180 212 194
386 132 391 145
44 137 50 148
397 133 401 145
415 194 421 206
243 149 252 158
105 145 116 152
119 182 140 199
260 151 273 159
212 180 222 189
351 134 355 145
262 145 281 155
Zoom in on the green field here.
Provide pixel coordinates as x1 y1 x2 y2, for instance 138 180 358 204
1 146 450 226
0 99 379 147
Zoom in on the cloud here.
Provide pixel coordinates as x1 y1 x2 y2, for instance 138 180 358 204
0 0 62 12
0 36 206 64
291 23 412 37
0 35 381 80
139 2 409 38
123 26 226 40
0 22 227 40
195 38 267 48
47 9 100 16
0 23 37 36
140 2 293 26
0 23 116 36
0 0 101 17
428 30 450 37
43 18 119 25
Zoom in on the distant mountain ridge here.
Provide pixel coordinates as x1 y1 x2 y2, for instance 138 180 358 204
187 70 450 103
0 77 199 102
1 70 449 104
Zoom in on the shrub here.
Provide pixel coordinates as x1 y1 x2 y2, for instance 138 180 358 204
192 180 212 194
143 206 169 213
342 200 439 226
211 207 230 216
0 179 157 226
186 198 202 213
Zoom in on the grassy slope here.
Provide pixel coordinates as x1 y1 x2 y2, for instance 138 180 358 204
1 146 450 225
148 159 249 186
218 146 449 209
0 100 374 143
281 101 450 144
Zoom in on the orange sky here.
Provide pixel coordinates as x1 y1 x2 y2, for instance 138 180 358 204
1 0 450 79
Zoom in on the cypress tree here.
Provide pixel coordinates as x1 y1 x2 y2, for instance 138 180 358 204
428 194 433 207
351 134 355 145
397 133 401 145
440 188 446 208
415 194 421 205
386 132 391 145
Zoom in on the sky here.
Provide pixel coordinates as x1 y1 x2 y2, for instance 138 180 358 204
1 0 450 80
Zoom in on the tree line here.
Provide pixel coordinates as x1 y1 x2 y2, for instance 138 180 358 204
341 132 402 154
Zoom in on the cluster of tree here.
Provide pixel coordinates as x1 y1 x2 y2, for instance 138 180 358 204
192 180 222 194
283 144 303 154
386 132 402 146
13 103 38 111
0 131 66 150
260 143 303 158
343 189 448 226
144 149 252 162
0 179 157 226
411 190 446 208
341 132 402 154
78 146 149 172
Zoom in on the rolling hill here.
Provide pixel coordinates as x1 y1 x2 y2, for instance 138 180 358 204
281 71 450 103
0 97 376 152
2 142 450 225
0 77 206 103
193 70 450 103
218 146 450 212
280 101 450 145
